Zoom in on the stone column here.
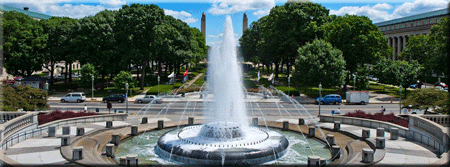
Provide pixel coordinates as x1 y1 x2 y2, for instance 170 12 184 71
158 120 164 129
362 148 374 163
376 137 386 149
362 129 370 139
252 118 258 126
298 118 305 125
126 154 138 167
73 147 83 160
111 133 120 145
106 144 115 157
188 117 194 125
403 35 407 52
106 121 113 128
131 126 138 136
331 145 341 159
390 127 399 140
141 117 148 124
334 121 340 131
307 156 320 166
308 127 315 137
326 135 335 146
376 128 385 137
282 121 289 131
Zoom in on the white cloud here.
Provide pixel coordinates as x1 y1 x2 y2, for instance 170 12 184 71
208 0 275 17
330 0 449 23
164 9 198 24
47 4 108 18
99 0 126 7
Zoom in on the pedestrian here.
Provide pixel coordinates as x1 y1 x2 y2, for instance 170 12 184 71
380 106 386 114
107 101 112 114
84 104 87 112
336 107 341 115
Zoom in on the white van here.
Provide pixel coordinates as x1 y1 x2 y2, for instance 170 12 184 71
61 92 86 103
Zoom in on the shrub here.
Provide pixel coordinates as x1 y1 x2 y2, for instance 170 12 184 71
38 110 97 125
344 110 408 127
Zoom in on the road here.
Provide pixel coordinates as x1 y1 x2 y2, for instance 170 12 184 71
49 101 404 116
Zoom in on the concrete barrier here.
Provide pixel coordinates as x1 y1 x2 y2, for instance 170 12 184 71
390 127 399 140
307 156 320 166
106 121 113 128
72 147 83 160
126 154 138 167
188 117 194 125
158 120 164 129
308 127 315 137
298 118 305 125
141 117 148 124
362 129 370 139
376 128 385 137
334 121 340 131
252 118 258 126
131 126 138 136
106 144 115 157
282 121 289 131
376 137 386 149
362 148 374 163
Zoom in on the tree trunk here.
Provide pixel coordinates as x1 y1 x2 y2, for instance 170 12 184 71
140 64 147 90
274 62 279 80
50 63 55 86
158 60 162 77
344 74 350 92
287 61 291 78
136 65 140 83
69 62 73 82
64 62 68 83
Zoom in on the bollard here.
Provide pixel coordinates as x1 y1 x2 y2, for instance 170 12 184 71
126 154 138 167
362 129 370 139
141 117 148 124
376 137 386 149
119 156 127 166
376 128 385 137
252 118 259 126
319 158 326 166
61 135 70 146
308 127 315 137
362 148 374 163
307 155 320 167
334 121 341 131
48 126 56 137
106 144 115 157
331 145 341 159
131 126 138 136
282 121 289 131
106 121 113 128
158 120 164 129
326 135 335 146
111 133 120 145
76 127 85 136
188 117 194 125
62 126 70 135
390 127 399 140
72 147 83 160
298 118 305 125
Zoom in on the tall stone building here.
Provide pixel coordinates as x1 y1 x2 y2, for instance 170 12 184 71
201 12 206 40
243 13 248 34
375 9 449 60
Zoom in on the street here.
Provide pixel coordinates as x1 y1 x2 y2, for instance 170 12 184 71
49 101 404 116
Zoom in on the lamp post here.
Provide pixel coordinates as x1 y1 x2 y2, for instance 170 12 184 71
399 85 402 114
353 74 356 91
44 81 49 92
126 83 129 114
157 75 160 95
288 75 291 96
319 83 322 116
91 75 94 100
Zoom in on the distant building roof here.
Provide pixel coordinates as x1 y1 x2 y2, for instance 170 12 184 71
375 8 449 27
0 4 51 20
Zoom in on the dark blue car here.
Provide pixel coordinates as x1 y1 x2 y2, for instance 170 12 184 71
316 94 342 105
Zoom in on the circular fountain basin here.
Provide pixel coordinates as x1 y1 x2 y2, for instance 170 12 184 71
155 122 288 165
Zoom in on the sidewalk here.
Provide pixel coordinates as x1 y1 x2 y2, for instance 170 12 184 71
48 89 148 102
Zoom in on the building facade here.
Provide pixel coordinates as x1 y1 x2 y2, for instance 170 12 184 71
375 9 449 60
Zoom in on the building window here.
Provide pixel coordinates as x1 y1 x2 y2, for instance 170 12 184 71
436 18 440 23
429 20 432 24
423 21 426 25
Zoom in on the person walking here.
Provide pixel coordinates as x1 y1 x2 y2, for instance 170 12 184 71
84 104 87 112
380 106 386 114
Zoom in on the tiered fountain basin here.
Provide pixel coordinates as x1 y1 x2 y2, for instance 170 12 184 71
155 122 288 165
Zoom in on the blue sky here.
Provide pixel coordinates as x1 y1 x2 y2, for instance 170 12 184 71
3 0 448 45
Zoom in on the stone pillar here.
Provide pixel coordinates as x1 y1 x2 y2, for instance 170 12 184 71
282 121 289 131
131 126 138 136
76 127 85 136
72 147 83 160
362 148 374 163
362 129 370 139
61 135 70 146
319 158 326 166
201 13 206 39
126 154 138 167
396 36 401 60
188 117 194 125
298 118 305 125
243 13 248 34
48 126 56 137
376 128 385 137
390 127 399 140
106 121 113 128
334 121 340 131
111 133 120 145
106 143 115 157
403 35 407 52
119 156 127 166
331 145 341 159
141 117 148 124
157 120 164 129
62 126 70 135
307 156 320 167
252 118 258 126
376 137 386 149
308 127 315 137
326 135 335 146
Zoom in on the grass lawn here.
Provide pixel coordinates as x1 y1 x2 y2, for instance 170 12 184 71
93 87 146 98
368 82 406 98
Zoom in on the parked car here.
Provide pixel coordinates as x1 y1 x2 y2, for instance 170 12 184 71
102 94 126 103
316 94 342 105
435 82 447 88
135 95 163 104
409 83 420 88
368 75 378 81
61 92 86 103
401 105 425 114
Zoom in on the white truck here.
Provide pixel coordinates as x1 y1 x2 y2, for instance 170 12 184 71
346 91 369 105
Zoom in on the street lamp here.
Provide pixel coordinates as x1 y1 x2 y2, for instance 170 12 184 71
319 83 322 116
157 75 160 95
288 75 291 96
126 83 129 114
399 85 402 114
353 74 356 91
91 75 94 99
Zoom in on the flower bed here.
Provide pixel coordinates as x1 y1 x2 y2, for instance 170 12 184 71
344 110 408 128
38 110 97 125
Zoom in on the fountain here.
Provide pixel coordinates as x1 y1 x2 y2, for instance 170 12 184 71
154 16 289 165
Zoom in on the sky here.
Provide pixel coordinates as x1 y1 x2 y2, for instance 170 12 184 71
2 0 448 46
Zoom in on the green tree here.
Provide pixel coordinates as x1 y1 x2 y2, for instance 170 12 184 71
401 88 448 114
113 71 137 90
428 17 448 82
2 11 46 77
325 14 390 92
293 39 346 87
1 85 49 111
80 63 97 89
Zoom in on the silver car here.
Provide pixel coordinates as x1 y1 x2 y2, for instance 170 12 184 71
135 95 163 104
61 92 86 103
